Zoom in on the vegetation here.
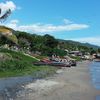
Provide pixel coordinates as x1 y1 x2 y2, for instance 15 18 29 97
0 26 100 78
98 48 100 53
0 26 18 44
0 49 57 78
0 26 99 57
14 31 100 56
69 55 82 61
7 34 18 44
0 26 13 33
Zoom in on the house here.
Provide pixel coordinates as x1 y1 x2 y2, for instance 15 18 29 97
69 51 82 56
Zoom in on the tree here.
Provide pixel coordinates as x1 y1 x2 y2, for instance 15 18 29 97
98 48 100 53
53 48 67 56
90 48 97 55
43 34 58 48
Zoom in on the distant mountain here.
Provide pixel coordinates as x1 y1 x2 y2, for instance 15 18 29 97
81 43 100 49
58 39 100 49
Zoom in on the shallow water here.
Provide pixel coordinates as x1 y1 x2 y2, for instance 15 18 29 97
0 70 49 92
90 61 100 100
0 76 33 91
90 61 100 89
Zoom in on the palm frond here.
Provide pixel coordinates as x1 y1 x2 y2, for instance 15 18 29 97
0 9 11 23
0 8 1 15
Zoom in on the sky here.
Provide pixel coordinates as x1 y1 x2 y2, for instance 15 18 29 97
0 0 100 46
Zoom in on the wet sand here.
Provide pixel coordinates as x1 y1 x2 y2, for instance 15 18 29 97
1 61 100 100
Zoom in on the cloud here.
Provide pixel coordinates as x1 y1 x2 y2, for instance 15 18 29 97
5 20 19 29
0 1 21 16
10 19 19 24
4 19 89 33
0 1 17 12
63 19 73 24
15 23 89 33
70 37 100 46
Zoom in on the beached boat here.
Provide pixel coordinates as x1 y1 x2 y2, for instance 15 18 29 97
94 59 100 62
93 54 100 62
33 60 71 67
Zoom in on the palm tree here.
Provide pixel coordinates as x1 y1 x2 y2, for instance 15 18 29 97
0 8 18 44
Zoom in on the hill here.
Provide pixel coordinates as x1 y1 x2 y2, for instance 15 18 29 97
58 39 100 50
0 25 99 56
0 26 18 44
81 43 100 49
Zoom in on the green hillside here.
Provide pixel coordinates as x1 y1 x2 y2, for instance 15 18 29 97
0 49 56 78
0 25 99 56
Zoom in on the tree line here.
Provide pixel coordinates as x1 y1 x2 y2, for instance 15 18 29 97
0 29 100 56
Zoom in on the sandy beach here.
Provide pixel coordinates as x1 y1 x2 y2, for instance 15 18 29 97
15 61 100 100
1 61 100 100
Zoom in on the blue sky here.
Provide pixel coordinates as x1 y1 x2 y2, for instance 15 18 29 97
0 0 100 46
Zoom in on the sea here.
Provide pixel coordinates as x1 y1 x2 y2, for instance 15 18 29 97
90 61 100 100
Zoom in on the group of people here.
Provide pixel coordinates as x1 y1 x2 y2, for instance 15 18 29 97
51 54 70 63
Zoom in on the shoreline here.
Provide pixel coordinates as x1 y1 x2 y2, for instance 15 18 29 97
0 61 100 100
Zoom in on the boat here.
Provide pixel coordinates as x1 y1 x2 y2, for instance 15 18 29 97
94 59 100 62
33 59 71 67
94 57 100 62
93 54 100 62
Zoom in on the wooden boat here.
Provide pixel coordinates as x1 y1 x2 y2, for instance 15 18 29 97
33 60 71 67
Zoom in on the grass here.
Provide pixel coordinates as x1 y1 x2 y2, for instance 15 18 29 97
0 49 57 78
35 55 48 60
69 55 82 61
0 66 57 78
0 27 11 33
0 48 37 62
